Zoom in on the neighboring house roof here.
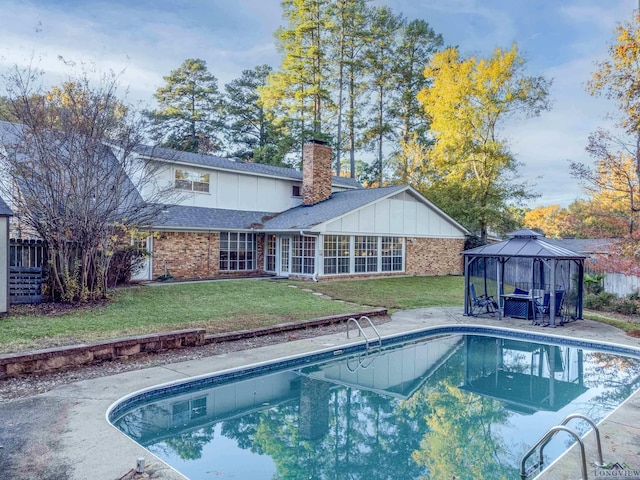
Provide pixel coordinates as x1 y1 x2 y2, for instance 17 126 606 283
546 238 614 255
463 229 588 259
152 204 275 231
134 144 362 190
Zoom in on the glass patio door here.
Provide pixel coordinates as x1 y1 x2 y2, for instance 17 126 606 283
279 236 291 277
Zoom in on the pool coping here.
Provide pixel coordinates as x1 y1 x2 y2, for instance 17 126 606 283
4 307 640 480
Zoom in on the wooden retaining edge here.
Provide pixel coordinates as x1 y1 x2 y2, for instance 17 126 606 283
0 309 387 379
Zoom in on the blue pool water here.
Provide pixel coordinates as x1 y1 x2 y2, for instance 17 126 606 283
109 329 640 480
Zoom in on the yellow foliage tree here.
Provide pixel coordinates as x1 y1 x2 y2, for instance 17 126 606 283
417 44 550 242
523 205 569 238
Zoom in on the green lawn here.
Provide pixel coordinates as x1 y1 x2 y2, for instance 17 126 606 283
290 275 465 310
0 276 466 353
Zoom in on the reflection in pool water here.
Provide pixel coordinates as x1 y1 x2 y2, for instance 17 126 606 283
110 334 640 480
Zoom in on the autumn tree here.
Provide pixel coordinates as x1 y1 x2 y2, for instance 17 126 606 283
417 44 551 242
223 65 294 166
523 205 571 238
0 68 175 301
570 128 640 236
568 13 640 264
146 58 224 154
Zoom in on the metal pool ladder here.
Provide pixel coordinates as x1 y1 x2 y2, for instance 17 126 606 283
520 413 605 480
346 316 382 351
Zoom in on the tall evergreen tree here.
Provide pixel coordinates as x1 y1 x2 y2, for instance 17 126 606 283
362 6 403 186
260 0 334 160
223 65 294 166
329 0 371 178
389 19 443 185
146 58 224 154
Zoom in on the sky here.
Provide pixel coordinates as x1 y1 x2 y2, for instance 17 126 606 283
0 0 637 209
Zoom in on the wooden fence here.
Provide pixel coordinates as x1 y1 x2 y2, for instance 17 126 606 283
9 239 45 304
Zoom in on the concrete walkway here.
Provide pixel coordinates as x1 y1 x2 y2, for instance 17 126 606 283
1 308 640 479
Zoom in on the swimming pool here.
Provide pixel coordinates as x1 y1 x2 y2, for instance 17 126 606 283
108 327 640 480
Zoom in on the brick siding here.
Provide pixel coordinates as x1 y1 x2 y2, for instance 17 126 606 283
405 237 464 275
152 231 266 281
302 141 332 206
152 231 221 280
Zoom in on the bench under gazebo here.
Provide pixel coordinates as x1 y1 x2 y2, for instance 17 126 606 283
462 229 588 327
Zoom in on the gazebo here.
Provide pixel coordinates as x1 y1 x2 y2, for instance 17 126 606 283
463 229 588 326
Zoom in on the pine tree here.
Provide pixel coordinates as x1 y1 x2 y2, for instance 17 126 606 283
362 6 403 186
147 58 224 154
223 65 294 166
329 0 371 177
389 19 443 186
260 0 334 162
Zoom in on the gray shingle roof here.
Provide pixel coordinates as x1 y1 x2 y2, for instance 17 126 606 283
134 144 362 190
262 185 407 230
150 186 407 231
152 204 276 230
0 197 12 216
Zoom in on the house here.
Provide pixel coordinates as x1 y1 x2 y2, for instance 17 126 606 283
0 116 468 281
129 140 469 281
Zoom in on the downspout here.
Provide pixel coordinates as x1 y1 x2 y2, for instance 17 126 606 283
299 230 319 282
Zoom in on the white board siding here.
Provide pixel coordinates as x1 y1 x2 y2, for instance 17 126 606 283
323 192 465 238
141 163 305 212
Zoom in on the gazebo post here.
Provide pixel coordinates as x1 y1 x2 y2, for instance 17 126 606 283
464 256 471 316
577 259 585 320
497 258 505 318
549 259 557 327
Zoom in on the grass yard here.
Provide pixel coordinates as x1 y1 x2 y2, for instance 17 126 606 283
290 275 465 310
0 276 466 354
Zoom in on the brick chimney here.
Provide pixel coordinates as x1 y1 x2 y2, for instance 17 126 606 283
302 139 332 206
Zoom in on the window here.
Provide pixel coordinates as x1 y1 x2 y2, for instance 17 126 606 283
292 185 302 197
292 235 315 274
171 396 207 425
219 232 256 271
175 169 210 193
324 235 350 274
354 236 378 273
381 236 403 271
321 235 405 276
265 235 276 272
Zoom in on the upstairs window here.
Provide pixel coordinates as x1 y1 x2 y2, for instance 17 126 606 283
175 169 210 193
292 185 302 197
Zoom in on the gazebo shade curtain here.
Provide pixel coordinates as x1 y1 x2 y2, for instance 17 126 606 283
462 229 588 326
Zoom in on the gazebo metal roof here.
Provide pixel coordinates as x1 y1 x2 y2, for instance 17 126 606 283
463 229 588 260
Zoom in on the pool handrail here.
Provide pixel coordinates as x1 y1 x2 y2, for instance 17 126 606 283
520 424 587 479
346 316 382 350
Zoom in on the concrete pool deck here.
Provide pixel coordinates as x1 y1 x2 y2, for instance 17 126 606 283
1 307 640 480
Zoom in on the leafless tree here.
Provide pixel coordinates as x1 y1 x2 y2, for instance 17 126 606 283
0 66 178 301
